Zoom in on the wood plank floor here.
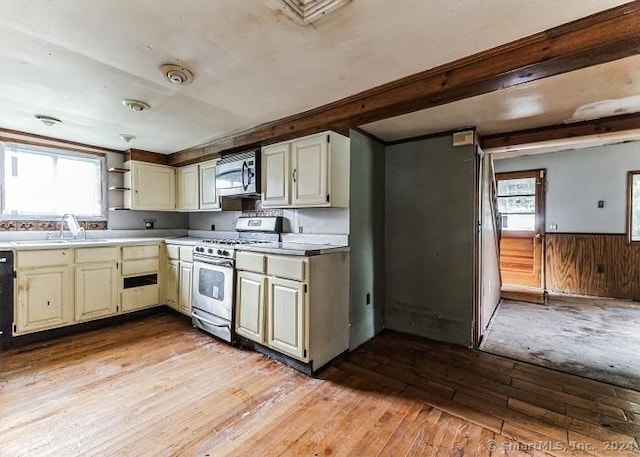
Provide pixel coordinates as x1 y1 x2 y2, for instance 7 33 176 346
1 314 639 456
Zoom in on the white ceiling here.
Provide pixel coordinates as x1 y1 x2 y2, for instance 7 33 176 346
0 0 630 153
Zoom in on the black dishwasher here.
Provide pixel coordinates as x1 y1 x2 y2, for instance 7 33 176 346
0 251 14 349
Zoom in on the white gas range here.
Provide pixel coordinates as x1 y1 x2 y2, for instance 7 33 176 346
191 216 282 342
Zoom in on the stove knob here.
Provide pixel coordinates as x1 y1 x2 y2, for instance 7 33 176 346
208 248 213 254
217 249 223 255
195 247 201 252
223 250 230 256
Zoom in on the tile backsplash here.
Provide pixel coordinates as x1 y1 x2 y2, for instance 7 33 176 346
0 220 108 231
241 199 283 217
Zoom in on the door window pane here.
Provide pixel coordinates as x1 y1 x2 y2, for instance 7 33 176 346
630 174 640 241
497 196 535 214
497 178 535 196
501 214 535 231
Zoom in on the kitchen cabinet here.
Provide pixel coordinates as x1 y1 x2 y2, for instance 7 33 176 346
199 160 220 210
121 243 160 312
236 271 266 343
15 249 73 334
124 161 176 211
164 243 193 317
234 250 349 373
261 131 350 209
267 276 305 359
177 164 200 211
75 247 119 322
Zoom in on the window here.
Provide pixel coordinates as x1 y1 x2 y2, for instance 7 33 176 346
628 171 640 242
497 177 536 231
0 143 105 218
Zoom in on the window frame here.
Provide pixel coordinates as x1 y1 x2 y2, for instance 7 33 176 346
0 142 108 221
627 170 640 244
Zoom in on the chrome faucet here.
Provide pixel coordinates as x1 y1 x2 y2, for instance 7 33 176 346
59 214 84 239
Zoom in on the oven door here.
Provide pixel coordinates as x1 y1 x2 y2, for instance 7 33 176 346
215 159 257 196
192 259 234 320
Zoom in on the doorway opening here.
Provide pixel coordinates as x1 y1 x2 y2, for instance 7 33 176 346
496 170 545 304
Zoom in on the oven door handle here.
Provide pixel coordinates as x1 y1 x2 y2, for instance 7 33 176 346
192 312 231 329
193 258 234 269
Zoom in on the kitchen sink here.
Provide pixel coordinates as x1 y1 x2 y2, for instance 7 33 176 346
11 239 111 245
11 239 69 245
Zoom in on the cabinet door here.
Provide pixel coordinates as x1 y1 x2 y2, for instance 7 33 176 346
291 134 329 207
16 267 72 334
166 259 180 310
267 277 305 360
178 165 200 211
262 143 290 207
132 162 176 210
199 160 221 210
76 262 118 321
236 271 266 343
178 261 193 316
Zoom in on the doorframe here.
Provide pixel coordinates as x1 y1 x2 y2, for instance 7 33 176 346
495 168 547 291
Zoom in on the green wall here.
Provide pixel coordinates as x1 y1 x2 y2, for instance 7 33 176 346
349 130 386 349
384 134 477 347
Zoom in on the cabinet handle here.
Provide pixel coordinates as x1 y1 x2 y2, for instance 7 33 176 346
292 169 297 182
47 301 50 306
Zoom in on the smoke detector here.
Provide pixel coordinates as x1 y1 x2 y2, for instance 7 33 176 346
119 134 136 144
281 0 351 24
35 115 62 127
122 99 150 112
160 64 194 86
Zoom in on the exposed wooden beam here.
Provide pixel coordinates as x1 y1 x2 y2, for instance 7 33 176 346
168 2 640 166
480 112 640 151
0 127 122 156
125 148 169 165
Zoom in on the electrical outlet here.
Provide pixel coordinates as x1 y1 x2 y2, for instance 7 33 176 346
598 200 605 208
366 293 371 305
210 224 215 231
596 264 604 274
298 226 304 233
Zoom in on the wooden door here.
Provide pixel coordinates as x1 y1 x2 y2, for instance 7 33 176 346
267 277 305 360
292 134 328 207
199 160 221 210
178 164 199 211
75 262 118 321
16 267 72 334
235 271 267 343
496 170 545 289
262 143 291 207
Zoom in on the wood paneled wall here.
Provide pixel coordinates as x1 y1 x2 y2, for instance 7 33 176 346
545 233 640 301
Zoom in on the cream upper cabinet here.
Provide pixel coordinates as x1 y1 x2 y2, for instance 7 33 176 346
291 134 329 206
75 262 118 321
260 131 350 208
125 161 176 211
16 266 72 334
199 160 221 210
262 142 291 207
177 164 200 211
235 271 267 343
266 276 305 360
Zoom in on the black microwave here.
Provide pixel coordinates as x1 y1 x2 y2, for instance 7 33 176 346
215 150 261 198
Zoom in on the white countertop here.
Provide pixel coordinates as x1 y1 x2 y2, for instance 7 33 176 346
0 237 166 250
236 242 349 257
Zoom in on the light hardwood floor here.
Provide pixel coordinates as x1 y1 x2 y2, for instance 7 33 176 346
1 313 639 456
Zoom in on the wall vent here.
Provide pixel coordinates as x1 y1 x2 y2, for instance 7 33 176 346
281 0 351 24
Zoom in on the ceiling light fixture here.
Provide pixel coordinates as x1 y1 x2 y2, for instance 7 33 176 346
281 0 351 24
119 134 136 144
35 115 62 127
160 64 194 86
122 99 150 112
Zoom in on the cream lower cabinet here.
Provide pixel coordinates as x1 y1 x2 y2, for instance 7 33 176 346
166 259 180 311
121 244 160 313
235 250 349 372
178 261 192 316
267 277 305 359
16 266 72 334
75 262 118 321
164 243 193 317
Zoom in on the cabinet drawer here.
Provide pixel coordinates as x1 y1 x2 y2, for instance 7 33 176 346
267 255 306 281
121 285 159 312
122 244 159 260
179 246 193 262
122 258 159 276
75 247 119 263
17 249 72 268
237 251 266 274
166 244 180 260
